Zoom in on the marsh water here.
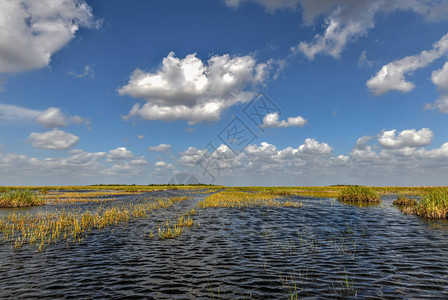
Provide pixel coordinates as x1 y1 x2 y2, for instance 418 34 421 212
1 190 448 299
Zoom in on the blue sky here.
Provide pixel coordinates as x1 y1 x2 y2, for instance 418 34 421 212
1 0 448 186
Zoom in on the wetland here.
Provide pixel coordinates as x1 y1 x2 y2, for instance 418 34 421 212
0 185 448 299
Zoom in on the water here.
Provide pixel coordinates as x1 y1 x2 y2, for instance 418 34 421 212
1 192 448 299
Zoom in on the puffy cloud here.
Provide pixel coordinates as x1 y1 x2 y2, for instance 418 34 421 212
0 104 90 128
130 156 148 165
367 33 448 95
154 161 167 167
378 128 433 149
262 112 307 128
119 52 279 124
224 1 448 60
148 144 172 153
36 107 68 128
426 61 448 112
27 129 79 150
67 65 94 79
137 135 145 140
107 147 134 160
425 95 448 113
0 0 98 73
225 1 447 60
432 61 448 90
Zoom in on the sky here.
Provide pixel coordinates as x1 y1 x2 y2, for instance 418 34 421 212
1 0 448 186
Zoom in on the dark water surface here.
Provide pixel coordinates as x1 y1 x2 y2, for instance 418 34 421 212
1 191 448 299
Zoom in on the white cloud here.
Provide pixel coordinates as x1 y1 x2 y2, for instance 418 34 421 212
36 107 68 128
367 33 448 95
223 0 300 11
0 104 90 128
289 1 448 60
262 112 307 128
425 95 448 113
130 156 148 165
27 129 79 150
426 61 448 113
378 128 433 149
137 135 145 140
68 65 94 78
148 144 172 153
0 0 99 73
0 103 40 122
119 52 279 124
107 147 134 160
432 61 448 90
154 161 167 167
358 50 373 68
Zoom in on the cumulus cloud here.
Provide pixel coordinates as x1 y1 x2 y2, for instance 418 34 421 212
224 1 447 60
378 128 434 149
27 129 79 150
130 156 148 165
432 61 448 90
154 161 167 167
148 144 172 153
425 61 448 112
119 52 280 124
173 127 448 185
36 107 68 128
262 112 307 128
0 0 99 73
68 65 94 78
107 147 134 160
367 33 448 95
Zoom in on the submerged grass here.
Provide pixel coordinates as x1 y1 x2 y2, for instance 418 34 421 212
0 190 45 208
198 191 302 208
0 196 188 250
337 186 380 203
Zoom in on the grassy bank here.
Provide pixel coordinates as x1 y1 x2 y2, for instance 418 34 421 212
414 188 448 219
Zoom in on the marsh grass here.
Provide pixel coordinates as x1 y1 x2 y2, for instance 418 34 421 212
414 188 448 219
0 197 188 250
337 186 380 203
198 191 302 208
332 268 357 297
393 196 417 207
0 190 45 208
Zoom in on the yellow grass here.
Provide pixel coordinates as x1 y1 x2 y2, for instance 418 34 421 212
0 196 189 251
198 191 302 208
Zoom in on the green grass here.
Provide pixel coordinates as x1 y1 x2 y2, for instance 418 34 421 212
337 186 380 203
0 190 45 208
414 188 448 219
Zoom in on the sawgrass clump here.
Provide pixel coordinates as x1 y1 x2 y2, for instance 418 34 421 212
337 186 380 203
0 190 45 208
198 191 302 208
